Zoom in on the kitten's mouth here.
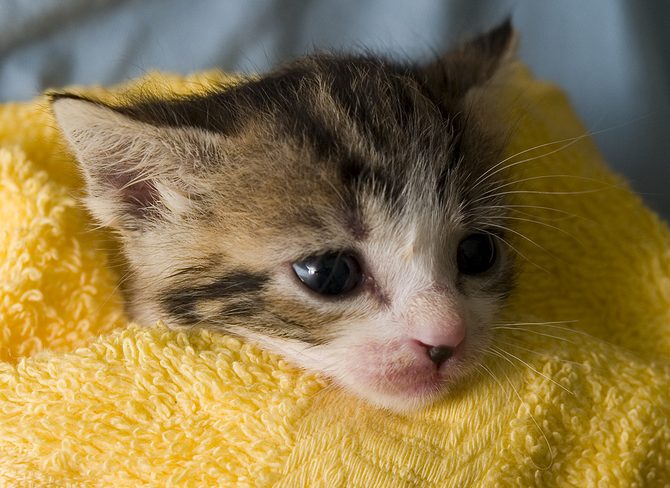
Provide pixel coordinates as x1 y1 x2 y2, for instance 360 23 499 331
343 338 470 410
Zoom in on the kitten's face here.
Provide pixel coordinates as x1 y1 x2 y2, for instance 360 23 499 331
53 22 515 411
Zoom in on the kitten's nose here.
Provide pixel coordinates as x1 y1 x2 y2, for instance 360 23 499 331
415 342 454 367
426 345 453 366
413 324 465 367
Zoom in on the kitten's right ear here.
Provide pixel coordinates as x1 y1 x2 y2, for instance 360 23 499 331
51 94 199 231
417 18 518 108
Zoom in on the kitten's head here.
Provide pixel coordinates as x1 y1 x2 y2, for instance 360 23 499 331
52 21 516 411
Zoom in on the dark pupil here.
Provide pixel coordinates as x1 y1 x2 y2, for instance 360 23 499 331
457 233 496 275
292 252 361 295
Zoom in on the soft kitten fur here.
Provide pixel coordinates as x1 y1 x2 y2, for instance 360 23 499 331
52 20 516 411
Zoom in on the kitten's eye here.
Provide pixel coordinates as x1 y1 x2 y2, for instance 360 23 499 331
457 233 497 275
292 252 362 296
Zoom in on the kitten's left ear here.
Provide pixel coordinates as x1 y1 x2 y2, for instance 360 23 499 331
51 94 212 232
417 18 517 106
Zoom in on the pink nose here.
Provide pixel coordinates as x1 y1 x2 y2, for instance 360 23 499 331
413 324 466 367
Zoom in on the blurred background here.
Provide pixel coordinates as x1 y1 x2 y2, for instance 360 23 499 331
1 0 668 218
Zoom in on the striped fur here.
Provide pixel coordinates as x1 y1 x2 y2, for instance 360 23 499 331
53 20 517 410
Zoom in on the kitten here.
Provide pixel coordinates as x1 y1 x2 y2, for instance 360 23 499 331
52 20 516 411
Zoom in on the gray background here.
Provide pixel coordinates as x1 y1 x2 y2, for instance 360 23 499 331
1 0 668 218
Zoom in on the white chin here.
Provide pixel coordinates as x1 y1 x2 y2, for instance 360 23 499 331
337 372 453 412
346 383 446 412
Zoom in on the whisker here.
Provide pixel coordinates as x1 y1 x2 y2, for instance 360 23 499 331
473 111 650 192
491 345 574 396
471 187 606 206
473 131 595 190
475 362 508 395
479 174 612 199
481 222 555 258
484 231 551 275
503 208 577 224
495 215 583 245
477 204 585 222
491 326 576 344
480 349 554 469
494 338 589 369
494 320 579 326
496 322 618 350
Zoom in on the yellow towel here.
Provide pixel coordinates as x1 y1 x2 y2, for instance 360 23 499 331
1 65 669 487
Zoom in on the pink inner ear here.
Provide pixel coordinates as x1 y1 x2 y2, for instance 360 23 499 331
124 179 160 215
105 169 161 218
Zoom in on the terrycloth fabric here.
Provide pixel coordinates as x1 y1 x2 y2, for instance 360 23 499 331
0 66 669 487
